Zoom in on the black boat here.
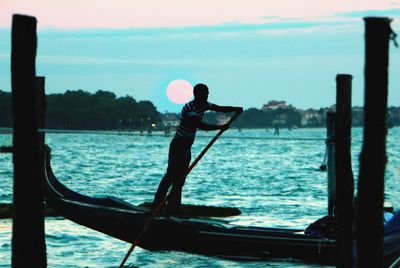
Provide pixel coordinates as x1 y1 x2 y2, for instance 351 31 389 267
42 147 400 265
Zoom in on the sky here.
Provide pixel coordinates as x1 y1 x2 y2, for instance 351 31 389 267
1 1 400 113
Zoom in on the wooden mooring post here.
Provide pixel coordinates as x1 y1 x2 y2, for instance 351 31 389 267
11 14 47 267
356 17 392 268
335 74 354 267
35 76 46 154
326 111 336 216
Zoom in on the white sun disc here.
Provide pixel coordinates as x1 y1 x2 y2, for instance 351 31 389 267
166 79 193 104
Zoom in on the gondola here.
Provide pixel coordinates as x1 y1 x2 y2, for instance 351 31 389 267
42 146 400 265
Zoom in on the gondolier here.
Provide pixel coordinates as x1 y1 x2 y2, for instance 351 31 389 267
151 83 243 214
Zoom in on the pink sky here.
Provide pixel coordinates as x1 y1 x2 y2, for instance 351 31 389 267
1 0 400 112
1 0 399 29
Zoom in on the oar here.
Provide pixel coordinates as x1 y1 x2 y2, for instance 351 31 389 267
184 111 242 175
118 111 242 267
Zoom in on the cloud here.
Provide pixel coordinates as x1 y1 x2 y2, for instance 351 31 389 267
1 0 399 29
35 54 276 68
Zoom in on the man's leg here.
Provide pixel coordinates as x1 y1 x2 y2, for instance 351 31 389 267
151 140 178 212
164 185 183 214
165 146 191 214
151 139 186 213
150 173 173 212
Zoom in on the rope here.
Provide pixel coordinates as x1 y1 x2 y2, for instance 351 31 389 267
0 127 327 142
39 129 325 142
0 146 13 153
203 135 326 141
319 145 327 171
389 18 398 48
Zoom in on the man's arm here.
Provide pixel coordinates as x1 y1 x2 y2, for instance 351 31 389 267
210 104 243 113
185 104 243 132
186 116 229 131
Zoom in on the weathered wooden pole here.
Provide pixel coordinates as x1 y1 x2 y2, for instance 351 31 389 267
326 111 336 216
11 14 47 267
35 76 46 152
335 74 354 267
357 17 392 268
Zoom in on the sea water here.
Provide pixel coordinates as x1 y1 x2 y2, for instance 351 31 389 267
1 128 399 267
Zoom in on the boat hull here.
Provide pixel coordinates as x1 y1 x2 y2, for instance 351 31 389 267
42 146 398 265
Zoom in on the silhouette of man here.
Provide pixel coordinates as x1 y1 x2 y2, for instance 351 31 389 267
151 83 243 214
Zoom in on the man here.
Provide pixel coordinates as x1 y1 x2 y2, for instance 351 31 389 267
151 83 243 214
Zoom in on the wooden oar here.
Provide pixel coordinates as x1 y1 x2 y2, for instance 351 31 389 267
118 111 242 267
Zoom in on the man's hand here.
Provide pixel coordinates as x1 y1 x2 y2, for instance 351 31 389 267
220 123 230 132
235 107 243 114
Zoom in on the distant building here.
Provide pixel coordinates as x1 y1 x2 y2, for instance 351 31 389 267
298 107 333 127
262 100 288 111
352 106 364 126
162 113 180 128
300 109 319 126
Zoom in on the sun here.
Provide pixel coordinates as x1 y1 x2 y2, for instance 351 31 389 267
166 79 193 104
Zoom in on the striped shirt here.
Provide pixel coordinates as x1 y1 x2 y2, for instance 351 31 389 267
175 101 213 140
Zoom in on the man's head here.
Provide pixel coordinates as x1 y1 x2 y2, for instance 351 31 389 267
193 83 209 104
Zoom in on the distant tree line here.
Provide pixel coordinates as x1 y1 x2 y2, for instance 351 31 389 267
191 106 400 129
0 90 12 127
0 89 161 130
1 89 400 130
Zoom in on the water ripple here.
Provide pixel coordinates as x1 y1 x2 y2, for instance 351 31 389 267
1 128 399 267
